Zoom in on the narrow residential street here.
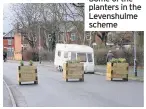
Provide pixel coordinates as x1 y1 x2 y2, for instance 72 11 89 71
3 62 144 107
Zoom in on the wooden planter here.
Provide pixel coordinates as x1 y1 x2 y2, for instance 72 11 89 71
63 63 84 82
106 62 129 81
18 66 38 85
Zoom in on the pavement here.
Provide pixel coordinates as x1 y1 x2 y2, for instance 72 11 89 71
3 81 13 107
3 61 144 107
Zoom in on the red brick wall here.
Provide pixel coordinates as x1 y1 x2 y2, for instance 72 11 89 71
3 39 14 48
14 33 22 60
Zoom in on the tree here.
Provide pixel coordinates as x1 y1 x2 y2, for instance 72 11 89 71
10 3 85 52
136 31 144 48
10 3 41 48
107 31 133 48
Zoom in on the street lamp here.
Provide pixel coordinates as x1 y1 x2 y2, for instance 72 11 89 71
133 31 137 77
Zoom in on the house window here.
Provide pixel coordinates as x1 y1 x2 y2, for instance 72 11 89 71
87 53 93 62
8 39 12 45
58 51 61 57
7 47 14 57
71 33 76 41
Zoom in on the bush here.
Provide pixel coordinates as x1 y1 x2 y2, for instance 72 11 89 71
32 52 39 61
94 49 108 65
94 47 143 66
136 47 144 66
123 49 133 65
20 61 24 66
29 60 33 66
40 50 55 61
112 49 125 58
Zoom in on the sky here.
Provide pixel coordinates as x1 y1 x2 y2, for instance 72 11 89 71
3 3 84 34
3 4 13 33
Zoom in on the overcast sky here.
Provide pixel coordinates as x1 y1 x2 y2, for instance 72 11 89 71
3 3 84 33
3 4 13 33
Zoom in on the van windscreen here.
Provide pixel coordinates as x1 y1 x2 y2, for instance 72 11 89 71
77 53 86 62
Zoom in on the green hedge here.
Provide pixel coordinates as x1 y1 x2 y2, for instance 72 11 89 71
94 47 143 66
94 49 108 65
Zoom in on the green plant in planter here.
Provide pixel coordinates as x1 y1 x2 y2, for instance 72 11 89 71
29 60 33 66
110 58 117 63
20 61 24 66
67 59 80 63
119 58 126 63
110 58 127 63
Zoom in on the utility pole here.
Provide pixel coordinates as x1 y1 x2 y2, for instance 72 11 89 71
133 31 137 77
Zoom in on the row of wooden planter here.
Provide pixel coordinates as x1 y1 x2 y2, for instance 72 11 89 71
17 63 84 85
17 62 129 85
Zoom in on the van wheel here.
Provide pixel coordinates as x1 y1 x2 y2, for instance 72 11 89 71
59 66 63 72
66 79 68 82
34 81 38 84
91 72 94 74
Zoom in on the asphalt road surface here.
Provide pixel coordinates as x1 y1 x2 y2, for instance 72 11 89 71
3 62 144 107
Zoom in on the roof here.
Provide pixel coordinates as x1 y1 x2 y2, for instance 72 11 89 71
56 43 93 53
3 29 15 38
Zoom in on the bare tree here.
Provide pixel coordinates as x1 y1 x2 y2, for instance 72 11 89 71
107 31 133 48
10 3 85 51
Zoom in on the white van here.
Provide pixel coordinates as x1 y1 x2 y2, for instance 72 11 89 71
54 43 95 73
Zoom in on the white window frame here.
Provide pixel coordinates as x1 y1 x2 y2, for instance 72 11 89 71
8 39 12 45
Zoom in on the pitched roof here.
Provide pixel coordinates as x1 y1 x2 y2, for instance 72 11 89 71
3 29 15 37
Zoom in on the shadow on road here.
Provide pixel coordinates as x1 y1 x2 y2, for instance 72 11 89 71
18 83 38 86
